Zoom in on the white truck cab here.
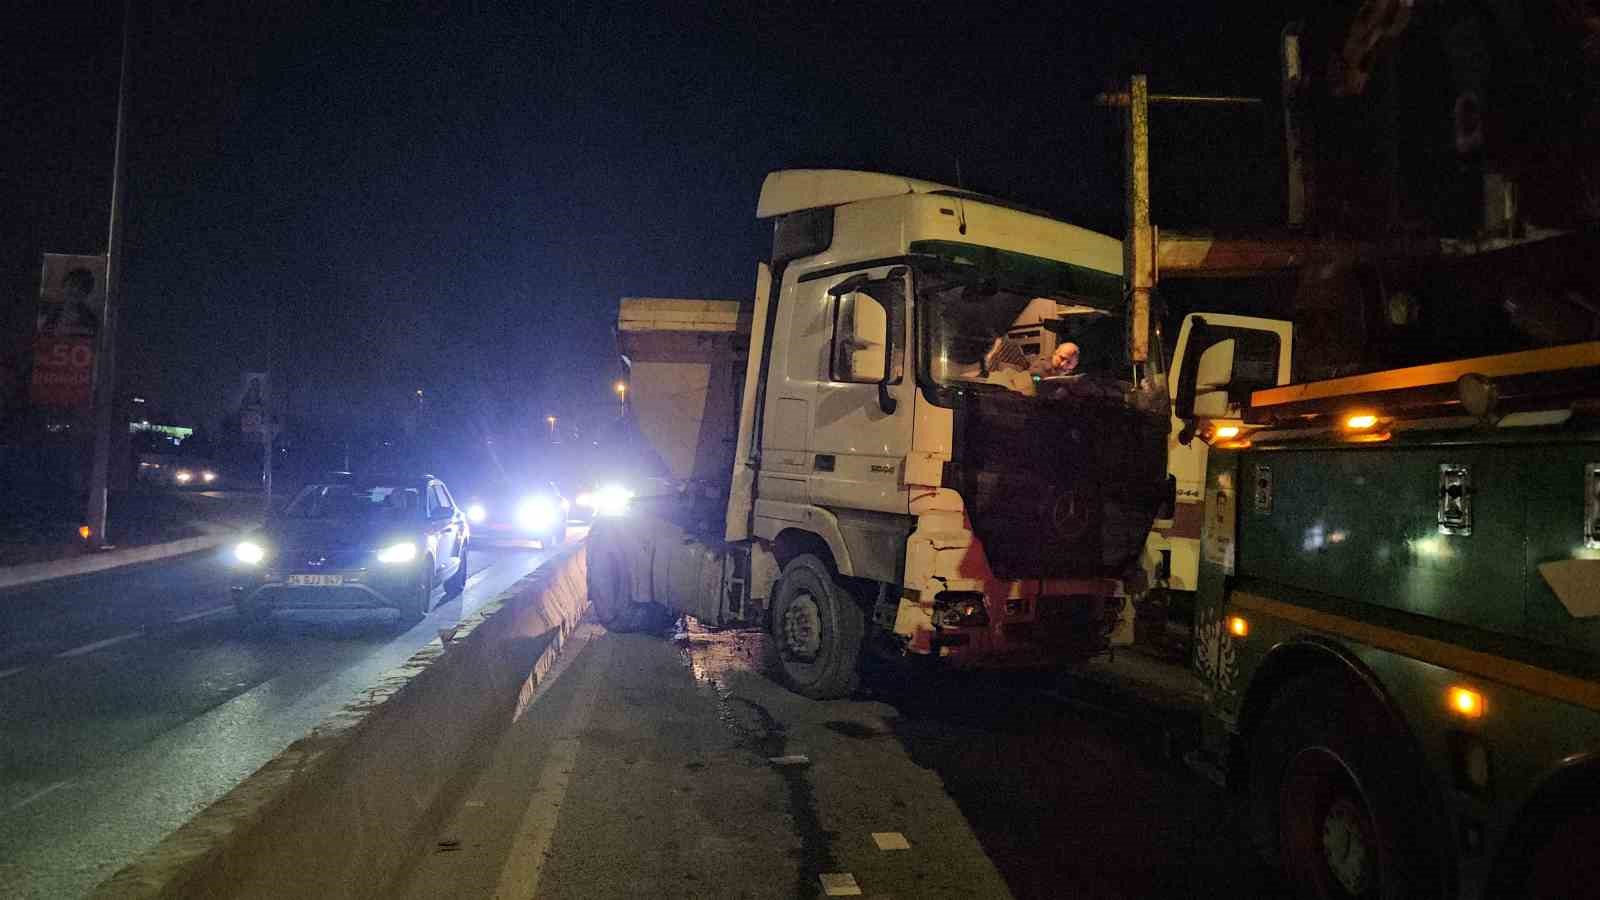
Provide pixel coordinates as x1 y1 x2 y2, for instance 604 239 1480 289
592 170 1174 698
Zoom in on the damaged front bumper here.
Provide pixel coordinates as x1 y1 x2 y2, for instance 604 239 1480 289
896 488 1128 667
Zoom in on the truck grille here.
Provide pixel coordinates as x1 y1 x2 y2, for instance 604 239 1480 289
951 390 1166 579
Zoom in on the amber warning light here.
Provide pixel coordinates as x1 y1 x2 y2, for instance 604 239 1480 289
1447 685 1486 719
1227 616 1249 638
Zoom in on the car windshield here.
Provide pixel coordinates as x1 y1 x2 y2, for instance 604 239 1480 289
282 483 423 521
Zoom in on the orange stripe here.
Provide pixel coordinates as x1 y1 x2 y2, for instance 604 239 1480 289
1251 342 1600 408
1231 591 1600 713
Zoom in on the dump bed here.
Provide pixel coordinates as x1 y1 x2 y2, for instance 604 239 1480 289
616 298 751 490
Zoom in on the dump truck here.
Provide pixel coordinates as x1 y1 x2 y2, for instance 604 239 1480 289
586 169 1176 698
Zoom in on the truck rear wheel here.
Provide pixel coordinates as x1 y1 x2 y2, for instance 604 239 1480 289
769 554 864 700
588 536 669 633
1249 675 1442 900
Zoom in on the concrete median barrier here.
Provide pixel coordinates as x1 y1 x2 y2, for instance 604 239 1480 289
92 545 590 900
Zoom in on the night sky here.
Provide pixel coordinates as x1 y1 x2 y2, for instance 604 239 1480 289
3 1 1284 433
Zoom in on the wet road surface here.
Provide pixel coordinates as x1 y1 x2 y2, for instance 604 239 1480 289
0 540 556 899
395 621 1281 899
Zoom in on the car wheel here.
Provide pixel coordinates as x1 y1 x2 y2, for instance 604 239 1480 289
1249 674 1443 900
398 561 433 626
444 543 468 597
237 601 272 629
769 554 865 700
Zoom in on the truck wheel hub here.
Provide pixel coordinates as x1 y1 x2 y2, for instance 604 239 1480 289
781 592 823 660
1320 795 1372 896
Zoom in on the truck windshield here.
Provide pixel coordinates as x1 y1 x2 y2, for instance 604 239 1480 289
915 255 1166 412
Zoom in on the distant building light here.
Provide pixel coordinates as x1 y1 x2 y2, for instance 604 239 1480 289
131 396 146 404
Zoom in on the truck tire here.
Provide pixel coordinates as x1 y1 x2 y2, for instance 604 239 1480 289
588 537 666 633
1248 674 1442 900
769 554 864 700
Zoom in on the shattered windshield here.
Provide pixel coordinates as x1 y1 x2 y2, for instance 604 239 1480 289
914 249 1166 411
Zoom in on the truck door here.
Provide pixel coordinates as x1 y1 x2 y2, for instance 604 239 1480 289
1157 314 1291 592
807 266 911 514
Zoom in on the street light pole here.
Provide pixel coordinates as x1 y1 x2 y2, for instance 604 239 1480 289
86 0 133 548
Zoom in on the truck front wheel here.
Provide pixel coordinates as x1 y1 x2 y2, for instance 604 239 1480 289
769 554 864 700
1249 675 1442 900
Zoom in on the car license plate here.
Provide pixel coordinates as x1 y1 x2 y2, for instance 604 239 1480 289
287 574 343 586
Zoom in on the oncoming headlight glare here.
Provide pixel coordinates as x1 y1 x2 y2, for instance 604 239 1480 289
516 496 559 531
234 541 266 565
467 503 487 524
592 484 633 517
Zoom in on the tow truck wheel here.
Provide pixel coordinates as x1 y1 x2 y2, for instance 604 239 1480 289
1249 675 1441 900
769 554 864 700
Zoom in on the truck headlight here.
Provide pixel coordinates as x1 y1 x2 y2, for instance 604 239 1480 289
234 540 266 565
376 541 418 564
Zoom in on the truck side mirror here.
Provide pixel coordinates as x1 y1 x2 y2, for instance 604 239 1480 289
1193 338 1237 419
1174 316 1211 443
832 290 889 386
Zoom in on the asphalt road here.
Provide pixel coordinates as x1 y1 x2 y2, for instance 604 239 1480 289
0 539 557 899
391 622 1282 899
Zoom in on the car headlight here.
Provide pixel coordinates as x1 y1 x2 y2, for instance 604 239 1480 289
376 541 418 564
575 491 594 509
467 502 487 524
234 540 266 565
515 496 559 531
592 483 633 517
201 470 217 483
175 469 193 483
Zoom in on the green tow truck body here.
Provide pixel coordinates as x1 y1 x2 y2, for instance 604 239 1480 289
1190 343 1600 899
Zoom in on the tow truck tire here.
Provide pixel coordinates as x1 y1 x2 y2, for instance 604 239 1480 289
1248 674 1442 900
444 544 468 597
769 554 864 700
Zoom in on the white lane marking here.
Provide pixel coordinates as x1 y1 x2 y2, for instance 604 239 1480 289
494 629 608 898
56 630 143 658
872 832 911 851
0 665 27 680
173 605 232 623
3 780 71 815
820 872 863 896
